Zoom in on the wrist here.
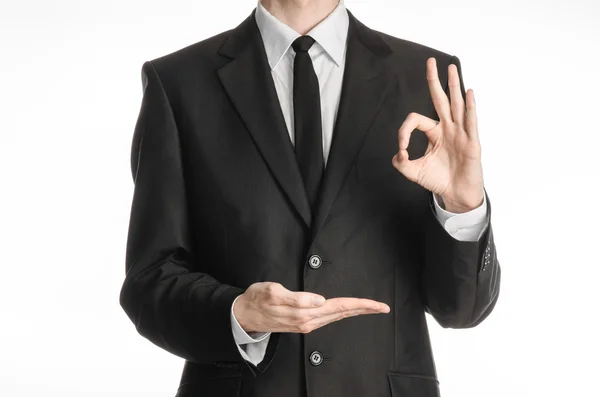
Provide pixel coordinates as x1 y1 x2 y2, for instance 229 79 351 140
440 191 484 213
233 294 255 333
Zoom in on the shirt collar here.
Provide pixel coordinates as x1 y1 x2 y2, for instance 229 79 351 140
255 0 349 70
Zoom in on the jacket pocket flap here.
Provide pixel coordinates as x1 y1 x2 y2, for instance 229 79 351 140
387 372 440 397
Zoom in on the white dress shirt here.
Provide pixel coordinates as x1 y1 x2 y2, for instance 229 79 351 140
229 0 489 367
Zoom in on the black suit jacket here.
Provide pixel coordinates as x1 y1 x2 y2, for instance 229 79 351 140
120 8 501 397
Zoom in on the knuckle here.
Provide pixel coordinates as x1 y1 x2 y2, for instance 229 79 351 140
266 282 282 293
264 283 282 298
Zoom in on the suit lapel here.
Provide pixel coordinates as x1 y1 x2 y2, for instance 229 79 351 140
216 9 395 236
310 10 395 240
217 11 313 228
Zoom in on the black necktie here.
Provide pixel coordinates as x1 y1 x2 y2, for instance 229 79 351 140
291 35 324 211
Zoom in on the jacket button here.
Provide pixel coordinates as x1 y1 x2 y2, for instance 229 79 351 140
308 254 322 269
309 351 323 366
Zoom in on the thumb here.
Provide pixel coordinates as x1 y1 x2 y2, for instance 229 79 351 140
392 151 421 183
285 291 326 308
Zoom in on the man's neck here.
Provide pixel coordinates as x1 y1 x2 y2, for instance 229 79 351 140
259 0 340 35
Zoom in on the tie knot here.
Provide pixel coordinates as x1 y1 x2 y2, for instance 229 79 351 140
291 35 315 53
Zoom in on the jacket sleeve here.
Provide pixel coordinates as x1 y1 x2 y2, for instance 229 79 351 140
119 60 246 364
420 55 501 328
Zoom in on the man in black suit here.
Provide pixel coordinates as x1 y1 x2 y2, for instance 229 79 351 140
119 1 501 396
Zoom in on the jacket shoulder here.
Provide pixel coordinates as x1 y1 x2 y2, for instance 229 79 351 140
142 28 233 82
368 28 461 95
376 29 455 64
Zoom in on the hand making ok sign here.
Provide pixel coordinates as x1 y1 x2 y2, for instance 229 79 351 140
392 57 485 213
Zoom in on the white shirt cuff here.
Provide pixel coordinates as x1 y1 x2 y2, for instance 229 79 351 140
230 295 271 366
432 190 488 242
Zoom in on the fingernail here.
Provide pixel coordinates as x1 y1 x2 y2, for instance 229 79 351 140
312 295 326 306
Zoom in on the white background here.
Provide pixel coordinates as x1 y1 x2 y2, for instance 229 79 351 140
1 0 599 395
